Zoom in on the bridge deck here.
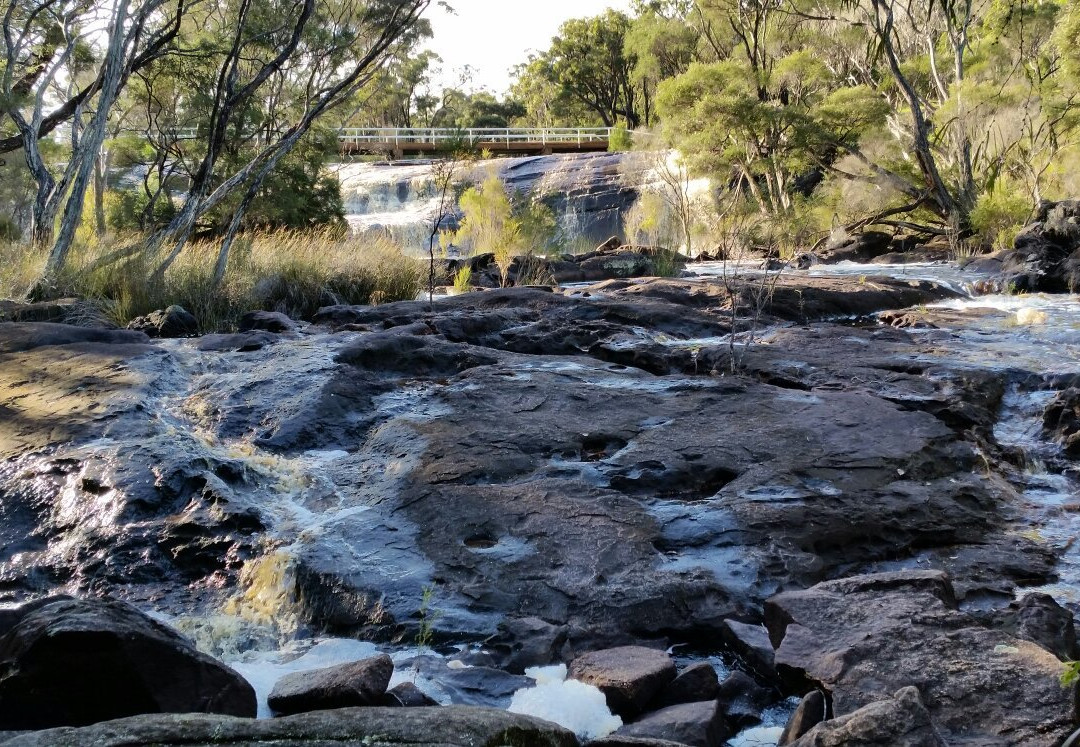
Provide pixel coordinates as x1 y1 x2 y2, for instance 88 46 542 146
338 127 614 157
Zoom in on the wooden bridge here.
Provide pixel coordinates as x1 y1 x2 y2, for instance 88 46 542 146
337 127 615 158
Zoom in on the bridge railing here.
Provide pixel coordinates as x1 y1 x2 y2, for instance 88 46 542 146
338 127 615 148
166 126 616 148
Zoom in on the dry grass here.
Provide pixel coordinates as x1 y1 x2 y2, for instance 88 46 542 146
1 229 424 331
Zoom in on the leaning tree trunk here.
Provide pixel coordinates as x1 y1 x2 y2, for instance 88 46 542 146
94 149 108 236
46 0 133 279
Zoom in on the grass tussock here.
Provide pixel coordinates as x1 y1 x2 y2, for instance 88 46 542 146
1 229 425 331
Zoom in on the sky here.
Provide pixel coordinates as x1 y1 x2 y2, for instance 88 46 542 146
424 0 634 97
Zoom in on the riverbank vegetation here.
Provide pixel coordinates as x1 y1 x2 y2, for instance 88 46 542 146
2 0 1078 321
505 0 1080 254
0 232 423 331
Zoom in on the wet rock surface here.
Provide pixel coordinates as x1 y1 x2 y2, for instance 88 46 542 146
2 267 1080 744
614 699 729 747
0 596 255 729
1045 388 1080 458
0 707 579 747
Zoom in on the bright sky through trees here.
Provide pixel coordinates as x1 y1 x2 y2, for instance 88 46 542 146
425 0 633 95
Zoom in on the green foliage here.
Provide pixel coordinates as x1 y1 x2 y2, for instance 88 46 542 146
210 131 347 235
415 585 442 652
454 170 522 286
433 90 526 129
1062 661 1080 688
651 248 682 277
105 184 178 233
609 126 634 152
452 265 472 293
970 187 1033 251
37 231 422 331
517 10 642 128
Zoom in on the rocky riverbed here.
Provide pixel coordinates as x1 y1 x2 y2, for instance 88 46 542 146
1 257 1079 745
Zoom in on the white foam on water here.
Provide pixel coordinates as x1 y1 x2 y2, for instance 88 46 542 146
508 664 622 739
727 725 785 746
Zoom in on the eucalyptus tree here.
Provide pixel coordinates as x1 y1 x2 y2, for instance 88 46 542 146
1 0 190 275
124 0 431 287
521 9 643 128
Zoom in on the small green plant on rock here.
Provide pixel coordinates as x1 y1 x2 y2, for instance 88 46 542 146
1061 660 1080 687
415 584 442 653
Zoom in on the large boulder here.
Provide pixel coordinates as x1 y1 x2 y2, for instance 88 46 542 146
0 706 579 747
267 653 394 715
400 655 533 708
787 687 943 747
0 596 255 730
126 305 198 337
381 682 440 708
485 617 571 674
765 571 1077 744
996 199 1080 292
238 310 297 334
715 671 775 729
818 231 893 263
568 647 677 718
719 620 777 682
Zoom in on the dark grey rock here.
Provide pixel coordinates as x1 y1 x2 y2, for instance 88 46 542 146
765 571 1075 744
399 656 533 708
716 670 775 729
720 620 777 682
616 700 729 747
485 616 571 673
651 662 719 709
1044 388 1080 459
238 310 297 333
994 592 1079 661
196 331 279 352
0 706 579 747
268 653 393 715
996 199 1080 292
126 305 198 338
381 681 440 707
0 596 255 730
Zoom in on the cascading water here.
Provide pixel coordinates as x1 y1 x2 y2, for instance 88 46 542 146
330 151 655 251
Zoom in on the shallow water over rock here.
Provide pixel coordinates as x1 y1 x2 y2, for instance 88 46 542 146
3 264 1080 744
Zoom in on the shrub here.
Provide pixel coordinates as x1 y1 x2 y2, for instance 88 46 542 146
454 169 522 286
452 264 472 293
970 188 1033 252
608 125 633 152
